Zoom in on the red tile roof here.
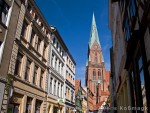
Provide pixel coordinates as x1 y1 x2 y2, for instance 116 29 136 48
75 80 81 95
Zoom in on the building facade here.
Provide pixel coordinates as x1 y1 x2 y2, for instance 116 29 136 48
0 0 15 111
109 0 150 113
64 52 76 113
1 0 52 112
81 87 88 113
85 14 110 112
47 26 76 113
75 80 82 113
47 26 66 113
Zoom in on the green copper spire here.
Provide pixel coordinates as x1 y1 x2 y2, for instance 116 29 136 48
89 13 101 48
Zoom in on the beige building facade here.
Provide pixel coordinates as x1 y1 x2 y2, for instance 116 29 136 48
1 0 52 112
0 0 15 112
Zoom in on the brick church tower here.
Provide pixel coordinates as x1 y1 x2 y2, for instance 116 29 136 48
85 13 110 112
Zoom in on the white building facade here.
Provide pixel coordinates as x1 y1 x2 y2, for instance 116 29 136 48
47 26 66 113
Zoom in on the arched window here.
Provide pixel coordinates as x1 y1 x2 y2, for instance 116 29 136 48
93 69 96 80
98 69 101 80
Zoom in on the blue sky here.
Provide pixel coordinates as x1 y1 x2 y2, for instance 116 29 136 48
35 0 112 86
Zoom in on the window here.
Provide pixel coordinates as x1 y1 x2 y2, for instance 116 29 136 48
71 91 73 102
55 58 57 70
30 30 35 46
0 0 9 25
34 36 38 51
93 69 96 80
53 80 56 95
49 77 53 94
51 54 54 67
57 82 60 97
98 70 101 80
59 47 61 53
58 62 60 73
125 18 131 41
21 21 28 39
26 97 32 113
37 38 41 53
53 37 55 44
61 85 63 98
61 65 63 75
43 44 47 58
138 56 147 108
14 53 23 76
129 0 136 20
34 14 38 22
35 100 41 113
33 65 38 85
40 70 44 88
68 88 70 99
129 70 137 111
27 4 31 12
24 59 31 81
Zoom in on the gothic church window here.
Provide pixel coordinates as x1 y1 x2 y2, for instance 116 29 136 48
93 69 96 80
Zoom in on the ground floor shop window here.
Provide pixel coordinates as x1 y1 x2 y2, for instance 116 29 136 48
53 107 59 113
26 97 32 113
35 100 42 113
8 104 20 113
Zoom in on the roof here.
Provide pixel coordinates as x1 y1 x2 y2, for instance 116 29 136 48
75 80 81 95
89 13 101 48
